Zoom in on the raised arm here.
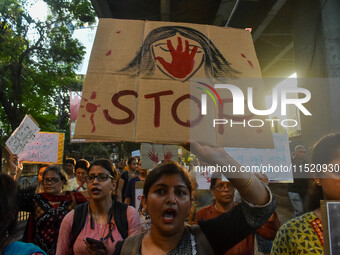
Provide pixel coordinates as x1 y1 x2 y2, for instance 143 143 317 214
187 141 269 205
8 154 23 182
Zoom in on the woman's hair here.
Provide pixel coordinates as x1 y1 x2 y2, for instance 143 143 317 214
120 26 239 80
89 159 118 180
75 159 90 172
64 158 76 166
43 165 68 185
306 133 340 211
210 172 222 190
143 161 192 200
0 173 18 250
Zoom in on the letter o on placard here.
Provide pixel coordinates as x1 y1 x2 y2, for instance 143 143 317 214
248 119 264 128
281 119 298 128
171 94 203 127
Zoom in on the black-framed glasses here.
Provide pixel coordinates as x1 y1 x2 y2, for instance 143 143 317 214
87 174 114 183
43 177 60 185
214 183 234 192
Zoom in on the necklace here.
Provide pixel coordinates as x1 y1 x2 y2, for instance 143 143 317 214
88 202 115 242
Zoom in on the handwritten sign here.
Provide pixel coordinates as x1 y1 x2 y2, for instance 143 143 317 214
5 115 40 155
196 168 212 190
18 132 65 164
74 19 274 148
135 181 144 211
141 143 179 169
225 133 293 182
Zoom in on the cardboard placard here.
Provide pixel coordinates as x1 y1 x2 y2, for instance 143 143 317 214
196 168 212 190
70 91 116 143
141 143 179 169
135 181 144 211
74 19 273 148
5 115 40 155
18 132 65 164
321 200 340 255
225 133 293 182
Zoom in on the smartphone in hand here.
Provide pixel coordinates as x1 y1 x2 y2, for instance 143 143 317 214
85 237 106 249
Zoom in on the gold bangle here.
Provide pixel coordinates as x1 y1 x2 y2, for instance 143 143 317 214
239 173 252 191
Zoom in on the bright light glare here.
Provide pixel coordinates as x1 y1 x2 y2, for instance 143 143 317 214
27 0 48 21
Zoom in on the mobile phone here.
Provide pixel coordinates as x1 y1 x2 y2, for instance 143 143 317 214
85 237 105 249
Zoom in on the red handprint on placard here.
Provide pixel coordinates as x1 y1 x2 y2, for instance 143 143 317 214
156 37 198 79
163 151 173 161
148 149 159 164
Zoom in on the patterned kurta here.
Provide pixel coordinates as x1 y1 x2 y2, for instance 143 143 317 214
271 212 324 254
19 188 88 255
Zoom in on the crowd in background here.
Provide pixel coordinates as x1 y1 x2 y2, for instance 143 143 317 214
1 133 340 254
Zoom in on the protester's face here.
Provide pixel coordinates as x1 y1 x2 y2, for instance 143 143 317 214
87 165 114 200
212 178 235 204
38 166 47 183
152 34 204 81
295 147 306 161
144 174 191 236
42 171 64 195
320 152 340 200
129 160 138 171
76 168 87 182
64 163 74 175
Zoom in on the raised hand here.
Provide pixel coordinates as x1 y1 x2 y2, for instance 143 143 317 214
156 37 198 79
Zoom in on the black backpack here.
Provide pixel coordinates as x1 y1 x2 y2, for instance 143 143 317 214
70 200 128 252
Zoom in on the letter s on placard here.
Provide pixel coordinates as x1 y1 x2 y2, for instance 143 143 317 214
103 90 138 125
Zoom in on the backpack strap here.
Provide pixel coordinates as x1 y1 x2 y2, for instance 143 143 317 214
120 232 145 255
70 202 89 253
187 225 214 255
113 200 129 239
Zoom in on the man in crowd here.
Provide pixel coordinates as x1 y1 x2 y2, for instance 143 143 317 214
124 159 148 207
63 158 78 191
194 172 280 255
117 157 138 202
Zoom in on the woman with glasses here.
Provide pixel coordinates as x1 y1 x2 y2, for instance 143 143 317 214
114 142 276 255
194 172 280 255
56 159 141 255
8 160 89 255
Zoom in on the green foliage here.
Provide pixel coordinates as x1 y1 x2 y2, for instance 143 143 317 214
0 0 95 145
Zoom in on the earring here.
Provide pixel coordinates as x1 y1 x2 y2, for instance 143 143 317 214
141 207 150 219
315 179 321 185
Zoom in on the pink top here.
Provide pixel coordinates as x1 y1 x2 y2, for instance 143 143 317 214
56 205 141 255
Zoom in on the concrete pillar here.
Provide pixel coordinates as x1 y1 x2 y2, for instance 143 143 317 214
321 0 340 129
291 0 340 149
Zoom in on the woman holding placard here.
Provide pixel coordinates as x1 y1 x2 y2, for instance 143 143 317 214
271 133 340 254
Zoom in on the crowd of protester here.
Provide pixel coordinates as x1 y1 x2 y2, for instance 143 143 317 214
0 133 339 254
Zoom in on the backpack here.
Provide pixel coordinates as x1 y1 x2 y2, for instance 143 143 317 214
70 200 128 252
